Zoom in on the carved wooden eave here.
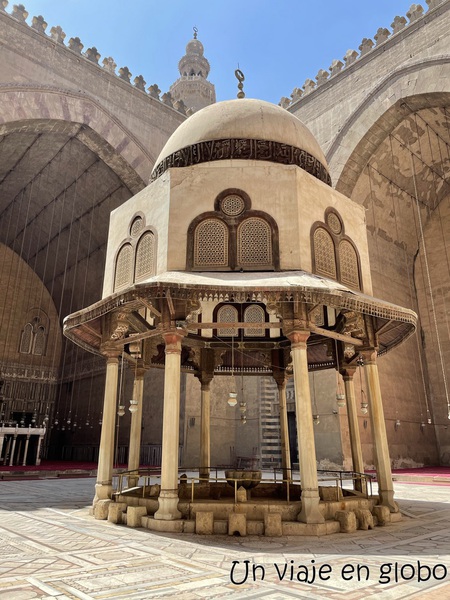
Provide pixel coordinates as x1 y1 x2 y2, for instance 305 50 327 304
63 270 417 363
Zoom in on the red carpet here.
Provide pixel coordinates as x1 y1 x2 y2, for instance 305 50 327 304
0 461 98 472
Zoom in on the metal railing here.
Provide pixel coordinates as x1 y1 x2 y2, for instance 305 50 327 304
113 466 374 504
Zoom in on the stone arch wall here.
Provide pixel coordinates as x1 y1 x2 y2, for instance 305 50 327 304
0 87 151 190
332 64 450 196
415 193 450 463
329 87 450 466
0 243 62 371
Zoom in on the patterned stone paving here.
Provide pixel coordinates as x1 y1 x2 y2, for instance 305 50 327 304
0 479 449 598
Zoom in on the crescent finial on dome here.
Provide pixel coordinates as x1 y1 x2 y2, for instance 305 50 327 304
235 68 245 99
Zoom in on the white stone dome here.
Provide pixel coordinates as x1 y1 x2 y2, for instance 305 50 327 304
151 98 330 184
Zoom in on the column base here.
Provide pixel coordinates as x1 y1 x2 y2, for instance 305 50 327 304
298 490 325 524
93 482 113 506
379 489 399 513
199 468 210 480
127 476 139 489
154 490 181 520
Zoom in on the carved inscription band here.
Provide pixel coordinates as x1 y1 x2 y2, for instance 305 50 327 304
151 138 332 186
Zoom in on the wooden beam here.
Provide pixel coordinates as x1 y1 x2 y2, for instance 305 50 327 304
309 325 364 346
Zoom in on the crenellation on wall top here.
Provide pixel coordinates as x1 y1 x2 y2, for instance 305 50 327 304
374 27 390 46
85 47 100 64
148 84 161 99
102 57 117 74
68 36 83 54
49 25 65 44
11 3 27 21
1 2 187 116
359 38 374 56
31 14 46 34
407 3 425 21
133 75 146 92
281 0 446 109
315 69 329 86
329 59 344 76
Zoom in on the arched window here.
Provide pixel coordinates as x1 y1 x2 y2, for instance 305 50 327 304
244 305 265 337
135 231 156 282
19 323 33 354
313 227 337 279
187 190 279 271
194 219 228 268
33 326 46 356
312 210 362 291
237 217 272 268
339 240 360 289
114 244 133 291
217 305 239 337
19 318 48 356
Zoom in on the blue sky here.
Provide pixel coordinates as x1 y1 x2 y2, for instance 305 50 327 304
20 1 417 103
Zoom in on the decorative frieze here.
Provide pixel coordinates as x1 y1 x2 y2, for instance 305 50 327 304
0 362 58 382
150 138 332 186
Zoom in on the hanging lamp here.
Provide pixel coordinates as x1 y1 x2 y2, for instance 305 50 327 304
228 336 238 406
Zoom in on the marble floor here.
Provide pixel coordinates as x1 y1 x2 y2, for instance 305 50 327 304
0 478 449 599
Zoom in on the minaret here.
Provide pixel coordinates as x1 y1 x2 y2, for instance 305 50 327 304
169 28 216 113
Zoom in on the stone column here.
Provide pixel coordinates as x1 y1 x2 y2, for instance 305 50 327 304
199 380 211 480
9 434 17 466
4 436 12 466
127 365 145 488
0 433 5 464
35 434 44 466
94 351 120 505
22 435 30 466
273 372 291 481
341 367 365 493
154 330 185 521
287 331 324 524
362 349 398 512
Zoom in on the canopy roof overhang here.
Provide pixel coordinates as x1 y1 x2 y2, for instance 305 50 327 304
63 270 417 371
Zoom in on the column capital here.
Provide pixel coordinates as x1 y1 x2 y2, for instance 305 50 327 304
100 344 121 361
340 366 357 380
272 369 288 388
162 329 186 353
361 348 377 365
286 329 310 348
195 367 214 388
